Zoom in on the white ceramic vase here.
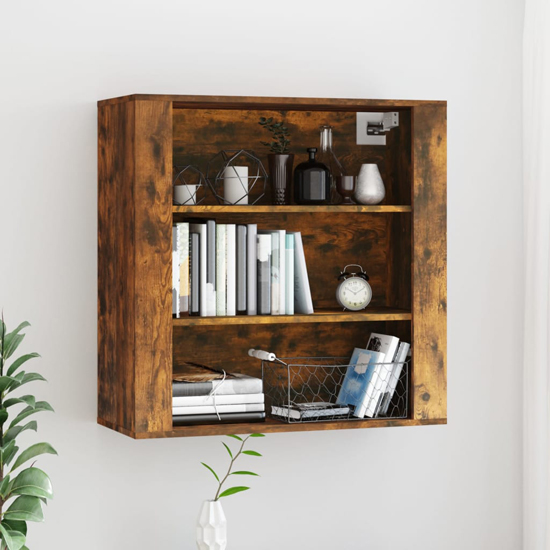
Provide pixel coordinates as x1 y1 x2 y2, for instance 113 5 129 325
355 163 385 205
196 500 227 550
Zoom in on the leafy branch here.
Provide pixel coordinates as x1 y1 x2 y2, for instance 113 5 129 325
201 433 264 501
259 117 291 154
0 316 57 550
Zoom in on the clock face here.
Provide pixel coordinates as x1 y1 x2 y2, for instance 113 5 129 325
337 277 372 311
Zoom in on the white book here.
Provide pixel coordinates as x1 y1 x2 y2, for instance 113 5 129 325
364 333 401 417
172 226 180 316
216 225 227 316
380 342 410 415
206 220 217 316
285 234 295 315
172 403 265 416
173 393 265 408
270 231 280 315
190 223 207 316
246 224 257 315
289 232 314 314
276 229 286 315
177 223 190 315
226 224 236 316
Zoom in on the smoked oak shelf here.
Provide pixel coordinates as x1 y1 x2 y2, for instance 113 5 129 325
173 205 412 214
173 308 412 327
97 94 447 439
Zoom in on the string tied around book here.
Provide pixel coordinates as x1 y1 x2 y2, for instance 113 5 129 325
206 370 227 421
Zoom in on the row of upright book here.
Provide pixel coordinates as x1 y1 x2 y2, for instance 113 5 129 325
172 220 314 317
172 363 265 426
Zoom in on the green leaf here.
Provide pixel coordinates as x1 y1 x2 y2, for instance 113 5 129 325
9 468 53 500
7 373 46 393
217 486 250 499
226 434 242 441
2 440 17 464
8 402 54 429
0 376 19 394
0 408 8 425
3 396 35 409
200 462 219 483
7 354 40 377
0 526 26 550
11 443 58 472
242 450 262 457
4 495 44 522
222 442 233 459
2 520 27 537
3 335 25 361
249 433 265 438
266 117 273 124
230 471 259 476
0 474 11 498
4 421 38 445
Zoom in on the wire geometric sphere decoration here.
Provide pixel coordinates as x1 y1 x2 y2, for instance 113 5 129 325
206 149 268 205
173 165 207 206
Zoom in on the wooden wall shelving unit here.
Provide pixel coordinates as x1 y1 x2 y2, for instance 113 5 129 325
97 94 447 439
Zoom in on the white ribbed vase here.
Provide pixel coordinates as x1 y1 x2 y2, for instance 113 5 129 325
355 163 385 205
196 500 227 550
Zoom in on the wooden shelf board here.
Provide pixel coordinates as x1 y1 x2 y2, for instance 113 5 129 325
173 205 412 214
173 308 411 326
98 417 446 439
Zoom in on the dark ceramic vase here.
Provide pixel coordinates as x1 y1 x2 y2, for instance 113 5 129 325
268 153 294 205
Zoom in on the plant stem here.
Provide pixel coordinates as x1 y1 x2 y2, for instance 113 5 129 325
214 436 250 501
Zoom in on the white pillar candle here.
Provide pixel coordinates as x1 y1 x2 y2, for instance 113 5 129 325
174 184 197 205
223 166 248 205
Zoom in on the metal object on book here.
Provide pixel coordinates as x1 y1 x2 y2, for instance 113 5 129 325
206 149 268 205
252 350 409 424
173 165 207 206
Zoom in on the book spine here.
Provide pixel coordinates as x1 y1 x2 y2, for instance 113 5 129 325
173 393 265 407
172 411 266 426
236 225 247 313
172 403 265 416
291 232 314 314
226 224 236 316
285 234 295 315
270 232 280 315
190 232 200 315
206 220 216 316
257 234 272 315
172 377 263 396
278 230 286 315
216 224 227 316
190 223 207 316
177 223 190 315
172 226 180 317
246 224 258 315
380 342 410 415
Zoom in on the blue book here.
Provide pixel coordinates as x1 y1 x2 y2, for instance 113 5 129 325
336 348 385 418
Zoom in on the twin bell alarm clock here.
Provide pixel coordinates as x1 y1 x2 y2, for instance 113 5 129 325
336 264 372 311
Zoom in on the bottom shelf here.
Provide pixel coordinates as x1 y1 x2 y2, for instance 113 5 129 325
98 417 446 439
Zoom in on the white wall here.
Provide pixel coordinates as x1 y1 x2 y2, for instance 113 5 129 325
0 0 524 548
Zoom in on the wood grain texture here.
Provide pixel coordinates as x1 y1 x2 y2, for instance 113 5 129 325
98 94 445 109
98 416 446 439
98 101 136 430
412 104 447 421
133 100 173 433
173 205 412 213
172 108 412 206
173 307 411 326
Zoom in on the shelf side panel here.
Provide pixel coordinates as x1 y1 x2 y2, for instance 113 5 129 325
412 104 447 421
98 101 136 431
133 100 174 433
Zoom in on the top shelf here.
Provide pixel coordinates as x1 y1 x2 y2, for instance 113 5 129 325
173 205 412 214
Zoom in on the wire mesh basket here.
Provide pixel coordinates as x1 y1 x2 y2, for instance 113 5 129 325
253 351 409 424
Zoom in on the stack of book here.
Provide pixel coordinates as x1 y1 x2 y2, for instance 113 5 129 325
172 363 265 426
172 221 313 318
336 333 410 418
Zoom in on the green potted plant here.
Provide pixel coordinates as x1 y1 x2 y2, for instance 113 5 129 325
259 117 294 205
197 433 264 550
0 318 56 550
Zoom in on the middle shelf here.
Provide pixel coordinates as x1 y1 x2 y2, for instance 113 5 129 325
173 307 411 326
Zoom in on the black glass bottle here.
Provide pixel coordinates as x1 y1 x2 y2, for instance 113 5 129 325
293 148 331 205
